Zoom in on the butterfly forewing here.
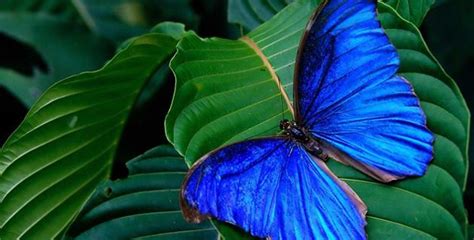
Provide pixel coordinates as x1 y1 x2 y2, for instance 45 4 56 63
294 0 434 181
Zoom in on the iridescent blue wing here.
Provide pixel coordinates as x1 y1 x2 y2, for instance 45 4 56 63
181 138 367 239
295 0 434 182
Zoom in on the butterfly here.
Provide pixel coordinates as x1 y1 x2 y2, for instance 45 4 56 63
180 0 434 239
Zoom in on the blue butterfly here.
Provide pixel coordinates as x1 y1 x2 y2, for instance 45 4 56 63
180 0 434 239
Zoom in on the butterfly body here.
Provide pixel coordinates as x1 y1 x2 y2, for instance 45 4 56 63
280 119 328 160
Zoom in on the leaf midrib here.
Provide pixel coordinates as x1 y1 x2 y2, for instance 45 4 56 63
241 36 293 115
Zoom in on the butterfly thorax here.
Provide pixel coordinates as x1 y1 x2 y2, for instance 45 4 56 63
279 119 328 161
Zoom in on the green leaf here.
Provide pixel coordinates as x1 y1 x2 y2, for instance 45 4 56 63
166 0 469 239
0 29 182 239
383 0 435 26
134 22 188 107
151 21 187 40
0 13 112 107
66 145 218 239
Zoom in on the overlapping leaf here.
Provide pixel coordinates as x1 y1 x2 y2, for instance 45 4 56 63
66 145 218 239
0 24 183 239
166 0 469 239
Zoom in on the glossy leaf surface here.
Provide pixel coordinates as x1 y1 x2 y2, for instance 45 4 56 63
166 0 469 239
0 26 182 239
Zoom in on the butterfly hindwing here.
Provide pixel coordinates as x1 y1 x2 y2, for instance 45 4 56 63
181 138 367 239
295 0 434 181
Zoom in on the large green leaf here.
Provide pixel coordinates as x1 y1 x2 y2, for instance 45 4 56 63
166 0 469 239
0 24 184 239
66 145 218 239
0 13 112 107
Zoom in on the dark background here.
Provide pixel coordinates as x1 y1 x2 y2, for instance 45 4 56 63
0 0 473 221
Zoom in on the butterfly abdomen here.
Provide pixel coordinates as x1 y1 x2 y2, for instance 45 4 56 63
303 140 328 161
